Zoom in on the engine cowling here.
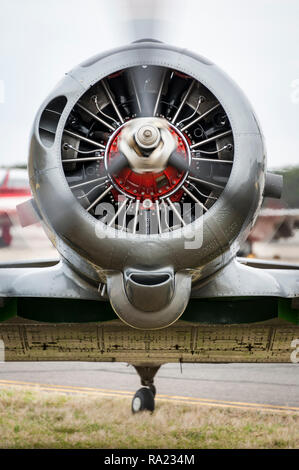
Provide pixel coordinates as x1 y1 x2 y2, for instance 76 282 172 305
28 41 273 329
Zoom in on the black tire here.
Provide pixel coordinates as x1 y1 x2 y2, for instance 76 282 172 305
149 384 156 397
131 387 155 413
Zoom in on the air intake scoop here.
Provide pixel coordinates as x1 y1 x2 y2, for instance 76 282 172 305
107 269 191 329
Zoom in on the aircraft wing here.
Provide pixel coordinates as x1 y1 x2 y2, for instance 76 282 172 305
0 256 298 326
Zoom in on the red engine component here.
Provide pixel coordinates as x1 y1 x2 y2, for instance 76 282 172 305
107 125 188 203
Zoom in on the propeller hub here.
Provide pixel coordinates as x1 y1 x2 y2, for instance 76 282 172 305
105 119 191 202
118 117 176 174
135 124 160 150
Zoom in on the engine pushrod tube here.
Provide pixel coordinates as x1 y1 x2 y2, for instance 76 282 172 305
62 156 104 163
181 103 221 132
153 70 166 117
64 130 105 149
102 79 124 124
86 185 113 212
182 185 207 212
172 80 195 125
166 197 186 226
76 103 115 131
132 199 140 234
108 198 129 227
192 157 233 164
189 175 225 190
155 200 162 234
70 176 108 190
190 130 232 150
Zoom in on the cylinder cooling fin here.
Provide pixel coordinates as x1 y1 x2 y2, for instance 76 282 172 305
61 65 234 235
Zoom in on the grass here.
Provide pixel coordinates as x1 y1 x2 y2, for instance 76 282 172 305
0 387 298 448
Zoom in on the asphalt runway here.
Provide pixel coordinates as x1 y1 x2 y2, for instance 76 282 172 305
0 362 298 413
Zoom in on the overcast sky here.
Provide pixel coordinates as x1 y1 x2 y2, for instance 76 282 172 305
0 0 298 169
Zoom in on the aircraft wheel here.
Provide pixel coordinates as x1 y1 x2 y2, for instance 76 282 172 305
132 387 155 413
149 384 156 397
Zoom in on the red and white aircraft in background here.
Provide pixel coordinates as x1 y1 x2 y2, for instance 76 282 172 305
0 169 31 247
239 199 299 256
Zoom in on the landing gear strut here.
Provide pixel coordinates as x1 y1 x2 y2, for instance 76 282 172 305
131 365 160 413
